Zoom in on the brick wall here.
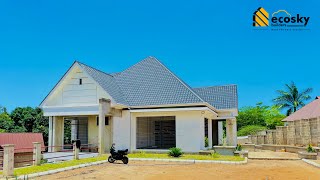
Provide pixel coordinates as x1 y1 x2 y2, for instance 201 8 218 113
287 121 295 145
241 118 320 146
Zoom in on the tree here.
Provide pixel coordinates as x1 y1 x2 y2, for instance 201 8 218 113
264 105 286 129
237 102 285 131
0 110 14 132
10 107 49 145
237 102 267 130
273 82 312 116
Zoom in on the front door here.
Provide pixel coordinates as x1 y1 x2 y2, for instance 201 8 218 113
212 120 219 146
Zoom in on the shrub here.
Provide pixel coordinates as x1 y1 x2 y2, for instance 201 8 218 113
204 136 209 147
235 144 242 151
237 125 267 136
306 144 315 153
168 147 183 157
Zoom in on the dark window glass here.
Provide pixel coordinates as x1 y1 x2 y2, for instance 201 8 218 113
96 116 109 126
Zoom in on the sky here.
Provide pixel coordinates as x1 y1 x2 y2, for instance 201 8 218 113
0 0 319 112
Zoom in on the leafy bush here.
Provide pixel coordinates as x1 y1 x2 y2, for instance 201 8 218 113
235 144 242 151
237 125 267 136
168 147 183 157
306 144 315 153
204 136 209 147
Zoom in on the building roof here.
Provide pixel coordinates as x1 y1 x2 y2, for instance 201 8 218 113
283 96 320 122
112 57 205 107
43 56 238 110
0 133 45 153
193 85 238 109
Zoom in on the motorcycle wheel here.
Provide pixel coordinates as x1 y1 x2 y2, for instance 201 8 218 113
108 156 115 163
122 157 129 164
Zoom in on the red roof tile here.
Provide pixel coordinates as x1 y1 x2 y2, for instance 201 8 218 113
283 97 320 122
0 133 45 153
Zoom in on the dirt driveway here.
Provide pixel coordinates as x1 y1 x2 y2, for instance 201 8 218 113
41 160 320 180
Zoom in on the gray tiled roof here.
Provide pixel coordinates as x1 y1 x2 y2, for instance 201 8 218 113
78 62 128 105
78 57 238 109
193 85 238 109
113 57 204 106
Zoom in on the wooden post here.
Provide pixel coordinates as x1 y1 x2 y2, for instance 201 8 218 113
73 141 79 160
3 144 14 177
33 142 41 166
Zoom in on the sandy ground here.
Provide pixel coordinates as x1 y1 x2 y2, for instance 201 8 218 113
40 160 320 180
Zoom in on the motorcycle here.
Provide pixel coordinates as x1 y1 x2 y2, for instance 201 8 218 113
108 145 129 164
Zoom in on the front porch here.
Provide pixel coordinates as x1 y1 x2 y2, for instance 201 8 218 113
130 108 237 153
46 99 238 154
47 115 113 153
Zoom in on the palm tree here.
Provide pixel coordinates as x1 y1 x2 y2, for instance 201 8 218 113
273 82 313 116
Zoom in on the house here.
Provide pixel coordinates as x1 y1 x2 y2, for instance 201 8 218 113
280 96 320 146
40 57 238 153
0 133 45 167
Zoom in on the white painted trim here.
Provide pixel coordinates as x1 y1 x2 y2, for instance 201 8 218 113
43 105 100 116
42 104 99 108
129 107 216 114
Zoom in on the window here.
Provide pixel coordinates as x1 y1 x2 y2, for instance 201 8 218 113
96 116 109 126
79 79 82 85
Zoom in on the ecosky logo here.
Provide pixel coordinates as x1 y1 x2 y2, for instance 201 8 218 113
253 7 310 30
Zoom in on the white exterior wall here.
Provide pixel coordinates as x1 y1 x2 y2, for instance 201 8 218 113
129 110 207 152
176 111 204 152
112 110 131 150
41 64 117 117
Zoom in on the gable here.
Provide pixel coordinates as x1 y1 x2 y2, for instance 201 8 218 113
40 63 113 107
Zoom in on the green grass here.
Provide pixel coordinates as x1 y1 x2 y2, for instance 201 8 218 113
128 152 244 161
0 153 243 177
0 155 107 176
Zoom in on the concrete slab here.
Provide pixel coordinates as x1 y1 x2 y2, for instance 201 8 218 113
248 151 300 160
43 152 99 163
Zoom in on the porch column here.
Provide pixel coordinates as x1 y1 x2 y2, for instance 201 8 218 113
48 116 53 152
208 119 212 148
226 118 237 146
99 98 111 154
71 119 78 141
218 121 224 145
52 116 64 152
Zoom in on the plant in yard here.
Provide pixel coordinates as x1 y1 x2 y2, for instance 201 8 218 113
168 147 183 157
273 82 312 116
210 152 220 158
235 144 242 151
306 144 316 153
204 136 209 147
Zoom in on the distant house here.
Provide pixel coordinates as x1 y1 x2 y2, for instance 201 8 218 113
281 97 320 146
0 133 45 167
40 57 238 153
